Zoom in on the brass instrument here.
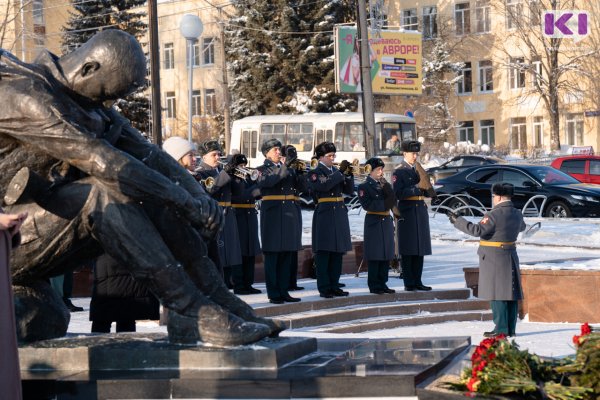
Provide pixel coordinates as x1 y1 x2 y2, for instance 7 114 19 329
201 176 215 189
217 159 259 181
349 159 372 176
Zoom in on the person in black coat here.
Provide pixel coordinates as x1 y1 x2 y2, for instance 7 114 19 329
357 157 396 294
392 140 433 292
256 139 304 304
307 142 354 298
90 253 160 333
230 153 262 295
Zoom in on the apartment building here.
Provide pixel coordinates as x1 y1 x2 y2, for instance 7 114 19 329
385 0 600 153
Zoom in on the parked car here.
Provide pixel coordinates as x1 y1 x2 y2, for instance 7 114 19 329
550 155 600 184
425 155 505 185
433 164 600 218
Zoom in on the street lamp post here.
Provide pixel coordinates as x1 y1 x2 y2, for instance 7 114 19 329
180 14 203 144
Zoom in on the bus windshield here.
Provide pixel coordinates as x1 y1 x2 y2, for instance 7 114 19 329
375 122 416 156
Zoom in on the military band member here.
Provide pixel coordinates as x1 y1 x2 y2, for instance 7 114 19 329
196 140 242 289
256 139 302 304
308 142 354 298
357 158 396 294
392 140 432 292
229 154 262 295
448 182 526 337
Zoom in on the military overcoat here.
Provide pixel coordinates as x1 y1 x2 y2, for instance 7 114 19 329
256 160 303 252
453 201 526 301
357 176 395 261
307 163 354 253
230 175 261 257
392 161 432 256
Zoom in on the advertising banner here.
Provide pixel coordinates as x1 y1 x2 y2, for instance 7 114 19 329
335 25 423 95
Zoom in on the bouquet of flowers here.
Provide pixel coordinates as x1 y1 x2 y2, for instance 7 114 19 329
449 332 593 399
556 323 600 398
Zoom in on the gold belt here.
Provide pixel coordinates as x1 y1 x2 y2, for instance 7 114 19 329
318 197 344 203
366 211 390 216
231 203 256 209
218 201 232 207
261 195 298 201
403 196 424 201
479 240 516 248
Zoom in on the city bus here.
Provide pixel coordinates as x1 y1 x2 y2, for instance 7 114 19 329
229 112 417 167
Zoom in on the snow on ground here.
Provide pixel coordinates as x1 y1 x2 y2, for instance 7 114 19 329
67 212 600 359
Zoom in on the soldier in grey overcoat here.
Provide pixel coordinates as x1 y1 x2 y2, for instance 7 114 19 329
357 157 396 294
307 142 354 298
256 139 303 304
392 140 433 291
448 182 526 337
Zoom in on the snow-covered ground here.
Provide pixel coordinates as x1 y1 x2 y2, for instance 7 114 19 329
67 211 600 359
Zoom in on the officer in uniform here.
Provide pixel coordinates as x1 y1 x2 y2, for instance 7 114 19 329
229 154 262 295
308 142 354 298
256 139 304 304
357 157 396 294
448 182 526 337
195 140 242 288
392 140 433 292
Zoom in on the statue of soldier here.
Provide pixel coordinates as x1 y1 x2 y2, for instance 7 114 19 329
0 29 282 346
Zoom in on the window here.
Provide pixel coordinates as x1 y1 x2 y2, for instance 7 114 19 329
187 40 201 67
241 129 258 158
455 3 471 35
165 92 176 119
475 0 491 33
510 117 527 150
560 160 585 174
478 60 493 92
506 0 524 29
480 120 495 145
204 89 216 115
33 0 44 25
590 160 600 176
457 62 472 94
286 123 313 149
191 90 201 117
468 168 500 184
458 121 474 142
402 9 418 30
533 116 543 147
423 6 438 39
502 170 530 187
565 114 584 146
202 37 215 65
335 122 365 151
509 57 526 89
163 43 174 69
261 123 286 145
532 57 542 87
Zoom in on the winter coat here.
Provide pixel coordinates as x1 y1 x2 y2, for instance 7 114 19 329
89 254 159 322
453 201 526 301
307 162 354 253
392 160 432 256
230 175 261 257
358 176 395 261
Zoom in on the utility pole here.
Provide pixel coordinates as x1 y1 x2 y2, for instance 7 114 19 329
218 7 231 153
148 0 163 147
356 0 376 159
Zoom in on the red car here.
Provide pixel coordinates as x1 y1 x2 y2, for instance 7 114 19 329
551 155 600 184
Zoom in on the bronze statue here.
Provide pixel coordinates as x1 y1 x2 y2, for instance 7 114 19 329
0 29 282 346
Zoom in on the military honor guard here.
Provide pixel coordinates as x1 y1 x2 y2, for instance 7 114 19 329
392 140 433 292
448 182 526 337
195 140 243 288
256 139 303 304
357 158 397 294
308 142 354 298
229 154 263 295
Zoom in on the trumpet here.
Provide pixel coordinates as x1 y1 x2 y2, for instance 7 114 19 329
233 166 259 181
349 159 372 176
201 176 215 189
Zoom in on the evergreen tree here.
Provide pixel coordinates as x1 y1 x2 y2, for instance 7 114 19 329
61 0 150 135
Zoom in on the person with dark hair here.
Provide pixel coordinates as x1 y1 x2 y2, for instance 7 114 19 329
256 139 303 304
357 158 396 294
448 182 526 337
308 142 354 298
229 154 262 295
195 140 242 289
392 140 433 292
90 253 160 333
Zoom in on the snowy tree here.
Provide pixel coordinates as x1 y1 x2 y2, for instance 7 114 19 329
61 0 150 135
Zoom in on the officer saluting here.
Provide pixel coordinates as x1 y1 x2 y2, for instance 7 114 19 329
357 157 396 294
448 182 526 337
256 139 303 304
308 142 354 298
392 140 433 292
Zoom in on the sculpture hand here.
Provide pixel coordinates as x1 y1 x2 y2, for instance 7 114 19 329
185 196 223 239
